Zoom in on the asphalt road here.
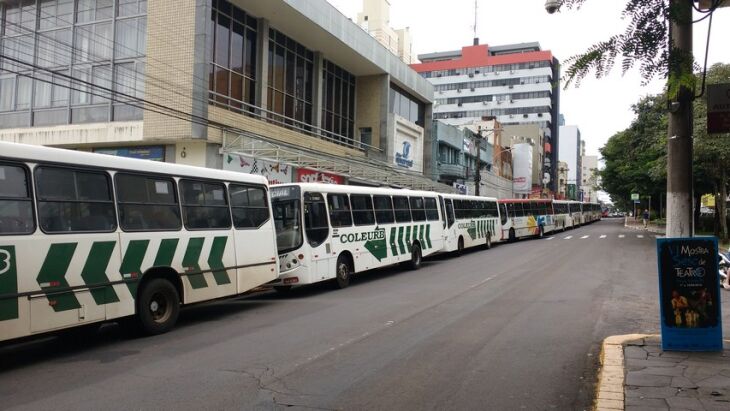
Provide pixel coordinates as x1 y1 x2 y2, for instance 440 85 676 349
3 219 725 410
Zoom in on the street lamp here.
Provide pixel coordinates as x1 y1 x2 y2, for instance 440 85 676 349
474 125 503 196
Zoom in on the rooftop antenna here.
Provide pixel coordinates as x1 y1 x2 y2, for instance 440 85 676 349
473 0 479 45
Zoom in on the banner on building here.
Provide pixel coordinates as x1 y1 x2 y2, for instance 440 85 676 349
453 182 468 195
295 169 345 184
657 237 722 351
94 146 165 161
511 143 533 194
223 153 293 185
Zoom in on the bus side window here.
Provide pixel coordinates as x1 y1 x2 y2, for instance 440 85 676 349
304 192 329 247
117 173 182 231
230 184 270 229
327 194 352 227
445 199 455 228
373 195 395 224
409 197 426 221
351 194 375 226
424 197 439 221
36 166 116 233
499 203 508 225
180 180 231 230
0 163 35 235
393 196 411 223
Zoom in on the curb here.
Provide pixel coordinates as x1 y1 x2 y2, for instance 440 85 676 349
593 334 654 411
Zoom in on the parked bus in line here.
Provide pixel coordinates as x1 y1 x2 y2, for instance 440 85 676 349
583 202 602 223
498 199 556 241
269 183 445 290
552 200 573 231
569 201 584 226
440 194 500 253
0 142 279 342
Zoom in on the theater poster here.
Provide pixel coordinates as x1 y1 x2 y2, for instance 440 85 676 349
657 237 722 351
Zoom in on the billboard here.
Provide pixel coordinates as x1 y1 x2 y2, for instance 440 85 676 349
223 153 293 185
512 143 533 194
295 169 345 184
94 146 165 161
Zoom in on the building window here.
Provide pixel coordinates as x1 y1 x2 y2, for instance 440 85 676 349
322 59 355 143
0 0 147 129
389 84 424 126
267 28 313 128
208 0 257 111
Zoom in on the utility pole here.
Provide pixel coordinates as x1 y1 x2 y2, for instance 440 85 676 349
666 0 694 238
474 136 481 197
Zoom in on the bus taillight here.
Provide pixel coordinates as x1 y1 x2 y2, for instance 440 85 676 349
283 277 299 285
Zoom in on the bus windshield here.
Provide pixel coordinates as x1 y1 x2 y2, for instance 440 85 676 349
271 186 303 253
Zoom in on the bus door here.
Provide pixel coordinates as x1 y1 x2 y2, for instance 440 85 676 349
303 192 332 281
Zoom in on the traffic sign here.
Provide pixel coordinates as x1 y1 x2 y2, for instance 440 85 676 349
631 193 640 200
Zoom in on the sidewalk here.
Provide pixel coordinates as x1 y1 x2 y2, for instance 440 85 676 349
595 334 730 411
625 218 666 235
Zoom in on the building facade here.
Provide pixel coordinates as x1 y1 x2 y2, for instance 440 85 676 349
581 154 598 203
410 42 560 193
557 161 568 199
356 0 414 64
558 125 582 200
503 123 544 197
0 0 444 189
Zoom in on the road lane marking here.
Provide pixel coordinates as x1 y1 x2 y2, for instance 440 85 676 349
545 237 555 240
564 236 573 239
600 235 607 239
619 234 625 238
637 234 644 238
581 235 590 239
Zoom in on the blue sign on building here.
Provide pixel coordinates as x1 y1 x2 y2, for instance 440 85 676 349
657 237 722 351
94 146 165 162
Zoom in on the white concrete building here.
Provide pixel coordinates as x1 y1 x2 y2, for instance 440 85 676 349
558 125 582 200
357 0 415 64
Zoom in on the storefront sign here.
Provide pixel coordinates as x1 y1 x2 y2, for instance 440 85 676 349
295 168 344 184
94 146 165 161
657 237 722 351
223 153 293 185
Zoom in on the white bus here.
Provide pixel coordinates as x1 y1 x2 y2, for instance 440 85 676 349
269 183 444 289
498 199 556 241
0 142 278 342
569 201 584 226
552 200 573 231
440 194 500 253
583 202 602 223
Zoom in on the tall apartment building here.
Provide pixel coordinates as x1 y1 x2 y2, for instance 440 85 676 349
411 42 560 193
0 0 443 190
558 125 583 201
357 0 414 64
581 155 598 203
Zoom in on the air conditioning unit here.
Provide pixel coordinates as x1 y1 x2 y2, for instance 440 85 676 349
510 99 514 103
457 102 463 107
538 113 543 117
475 70 480 74
482 101 489 105
510 70 515 74
470 87 475 92
523 114 529 118
509 114 514 118
496 100 502 105
494 71 500 76
457 89 462 93
468 73 474 78
508 85 514 89
436 73 442 77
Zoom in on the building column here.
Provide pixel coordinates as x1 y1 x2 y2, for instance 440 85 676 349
312 52 324 130
422 103 434 179
191 0 212 140
255 18 270 112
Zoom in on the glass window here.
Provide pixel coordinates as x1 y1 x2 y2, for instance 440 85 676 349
373 195 394 224
116 173 181 231
0 163 34 234
266 28 312 126
180 180 231 230
272 193 302 253
36 166 116 233
0 76 14 111
350 194 375 226
445 199 455 228
327 193 352 227
322 60 355 142
230 183 269 228
303 192 328 247
424 197 439 221
393 196 411 223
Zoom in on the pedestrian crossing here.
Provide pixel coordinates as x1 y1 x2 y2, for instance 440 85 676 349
544 233 663 241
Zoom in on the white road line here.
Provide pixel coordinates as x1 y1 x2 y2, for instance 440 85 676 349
619 234 625 238
545 237 555 240
637 234 644 239
581 235 590 239
564 236 573 240
600 235 607 239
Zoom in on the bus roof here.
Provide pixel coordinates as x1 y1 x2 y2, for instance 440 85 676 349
498 198 552 204
0 141 268 185
440 193 498 202
273 182 440 198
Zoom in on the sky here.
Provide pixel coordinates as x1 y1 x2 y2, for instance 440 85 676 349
326 0 730 158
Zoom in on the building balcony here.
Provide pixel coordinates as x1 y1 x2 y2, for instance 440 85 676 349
438 163 467 179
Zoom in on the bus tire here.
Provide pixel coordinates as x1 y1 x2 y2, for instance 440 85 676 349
508 228 516 242
136 278 180 336
457 237 465 254
334 255 351 289
409 243 422 270
485 234 492 249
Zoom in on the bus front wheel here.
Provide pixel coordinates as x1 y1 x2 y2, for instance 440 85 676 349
409 243 422 270
334 255 351 289
136 278 180 336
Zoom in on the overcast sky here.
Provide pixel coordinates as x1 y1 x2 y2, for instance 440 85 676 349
327 0 730 158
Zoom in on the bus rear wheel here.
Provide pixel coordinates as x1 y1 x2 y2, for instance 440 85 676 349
136 278 180 336
508 228 516 242
409 243 422 270
334 255 351 289
457 237 465 255
485 234 492 249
